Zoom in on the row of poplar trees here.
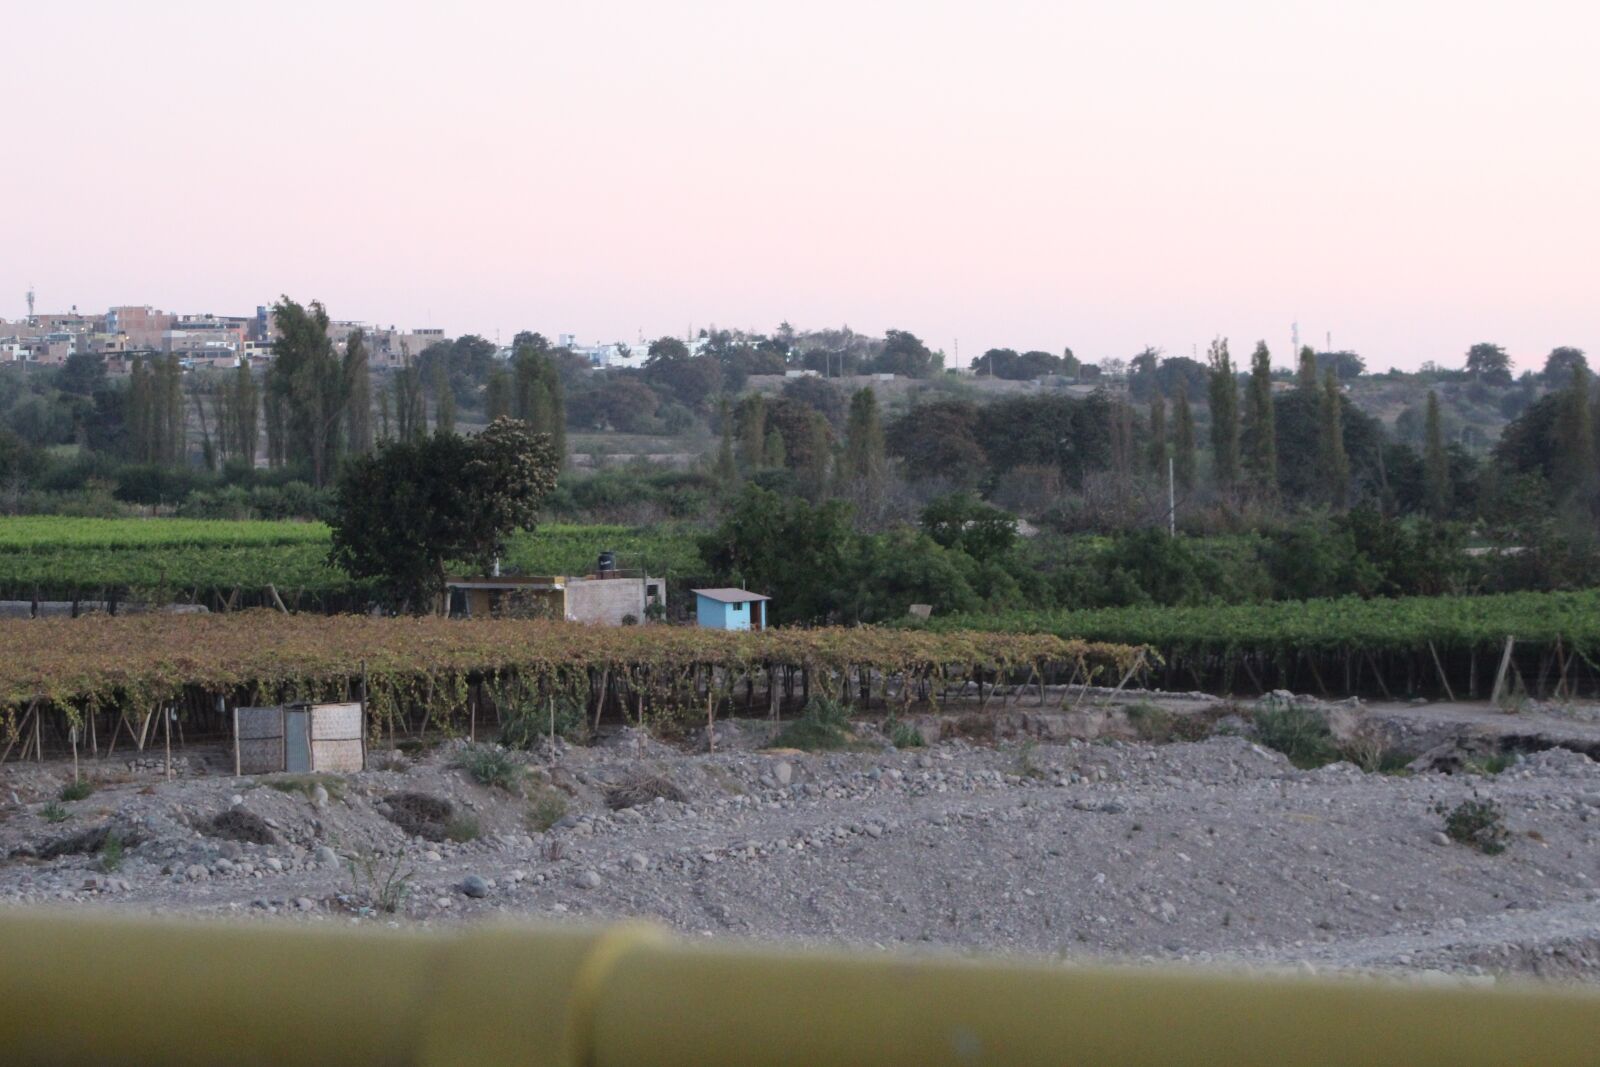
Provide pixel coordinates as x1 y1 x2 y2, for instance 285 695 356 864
125 300 570 488
1143 340 1454 514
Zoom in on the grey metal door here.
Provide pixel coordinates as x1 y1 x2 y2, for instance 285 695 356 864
284 709 310 773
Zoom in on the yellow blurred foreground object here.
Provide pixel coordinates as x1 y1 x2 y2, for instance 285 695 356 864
0 909 1597 1066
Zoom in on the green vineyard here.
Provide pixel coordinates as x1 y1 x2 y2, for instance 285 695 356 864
912 591 1600 701
0 517 703 608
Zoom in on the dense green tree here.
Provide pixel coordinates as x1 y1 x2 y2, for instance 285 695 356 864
1543 347 1588 384
329 417 559 613
512 343 565 464
920 491 1018 562
1320 369 1351 508
1242 341 1277 498
1551 364 1597 514
887 400 986 486
869 330 939 378
698 485 856 624
1423 390 1450 518
228 362 260 465
1465 342 1513 385
1207 338 1239 490
1172 385 1196 492
643 337 722 410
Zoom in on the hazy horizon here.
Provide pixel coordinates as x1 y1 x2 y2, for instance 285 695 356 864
8 1 1598 373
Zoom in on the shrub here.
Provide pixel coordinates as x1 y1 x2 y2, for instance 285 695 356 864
59 779 94 802
886 718 925 749
98 830 125 872
452 744 523 791
40 801 70 823
1251 701 1337 768
774 697 852 752
499 695 588 750
1438 796 1510 855
526 788 569 832
444 814 481 843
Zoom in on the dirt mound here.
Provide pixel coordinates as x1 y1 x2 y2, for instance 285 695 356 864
205 808 279 846
605 772 687 811
381 792 456 841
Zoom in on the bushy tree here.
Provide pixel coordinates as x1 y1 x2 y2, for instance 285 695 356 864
329 417 559 613
1423 391 1450 518
839 388 885 486
1465 342 1513 385
1172 385 1196 492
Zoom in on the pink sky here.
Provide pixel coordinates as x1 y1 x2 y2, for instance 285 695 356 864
7 1 1598 372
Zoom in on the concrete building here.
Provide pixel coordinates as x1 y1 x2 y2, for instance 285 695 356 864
692 588 770 631
445 572 665 625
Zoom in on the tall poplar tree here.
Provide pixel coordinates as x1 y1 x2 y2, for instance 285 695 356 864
430 359 456 435
713 398 738 488
485 365 513 422
1422 390 1451 518
1147 394 1168 476
1319 369 1350 508
737 395 767 470
343 330 372 456
1296 345 1319 392
839 388 885 485
392 357 426 442
1242 341 1277 498
1207 338 1239 490
1172 384 1196 492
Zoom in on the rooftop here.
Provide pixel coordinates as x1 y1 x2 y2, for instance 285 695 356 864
692 588 771 603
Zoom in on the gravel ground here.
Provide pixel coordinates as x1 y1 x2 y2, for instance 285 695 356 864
4 697 1600 984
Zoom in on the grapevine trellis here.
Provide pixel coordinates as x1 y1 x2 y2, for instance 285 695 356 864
0 613 1142 761
916 590 1600 701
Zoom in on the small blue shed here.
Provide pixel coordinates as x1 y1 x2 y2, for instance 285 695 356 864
692 588 771 631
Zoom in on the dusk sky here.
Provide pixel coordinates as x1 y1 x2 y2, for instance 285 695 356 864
9 1 1598 372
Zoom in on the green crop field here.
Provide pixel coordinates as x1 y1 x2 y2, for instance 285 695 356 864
0 517 704 601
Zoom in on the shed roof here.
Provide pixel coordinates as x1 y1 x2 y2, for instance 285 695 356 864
692 588 771 603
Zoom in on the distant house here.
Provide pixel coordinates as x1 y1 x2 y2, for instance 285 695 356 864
692 588 771 631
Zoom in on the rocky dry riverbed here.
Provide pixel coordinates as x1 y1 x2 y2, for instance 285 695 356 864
4 691 1600 984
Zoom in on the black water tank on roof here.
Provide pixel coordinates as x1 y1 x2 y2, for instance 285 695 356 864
597 551 616 574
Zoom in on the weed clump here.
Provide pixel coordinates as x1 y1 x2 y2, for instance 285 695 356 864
885 718 925 749
774 698 853 752
37 823 141 860
98 830 125 872
1251 702 1337 768
1437 796 1510 855
40 801 70 823
59 779 95 802
1125 703 1174 743
526 788 569 832
453 744 523 791
347 849 413 913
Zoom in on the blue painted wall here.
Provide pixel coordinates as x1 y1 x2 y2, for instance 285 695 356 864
694 595 758 630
